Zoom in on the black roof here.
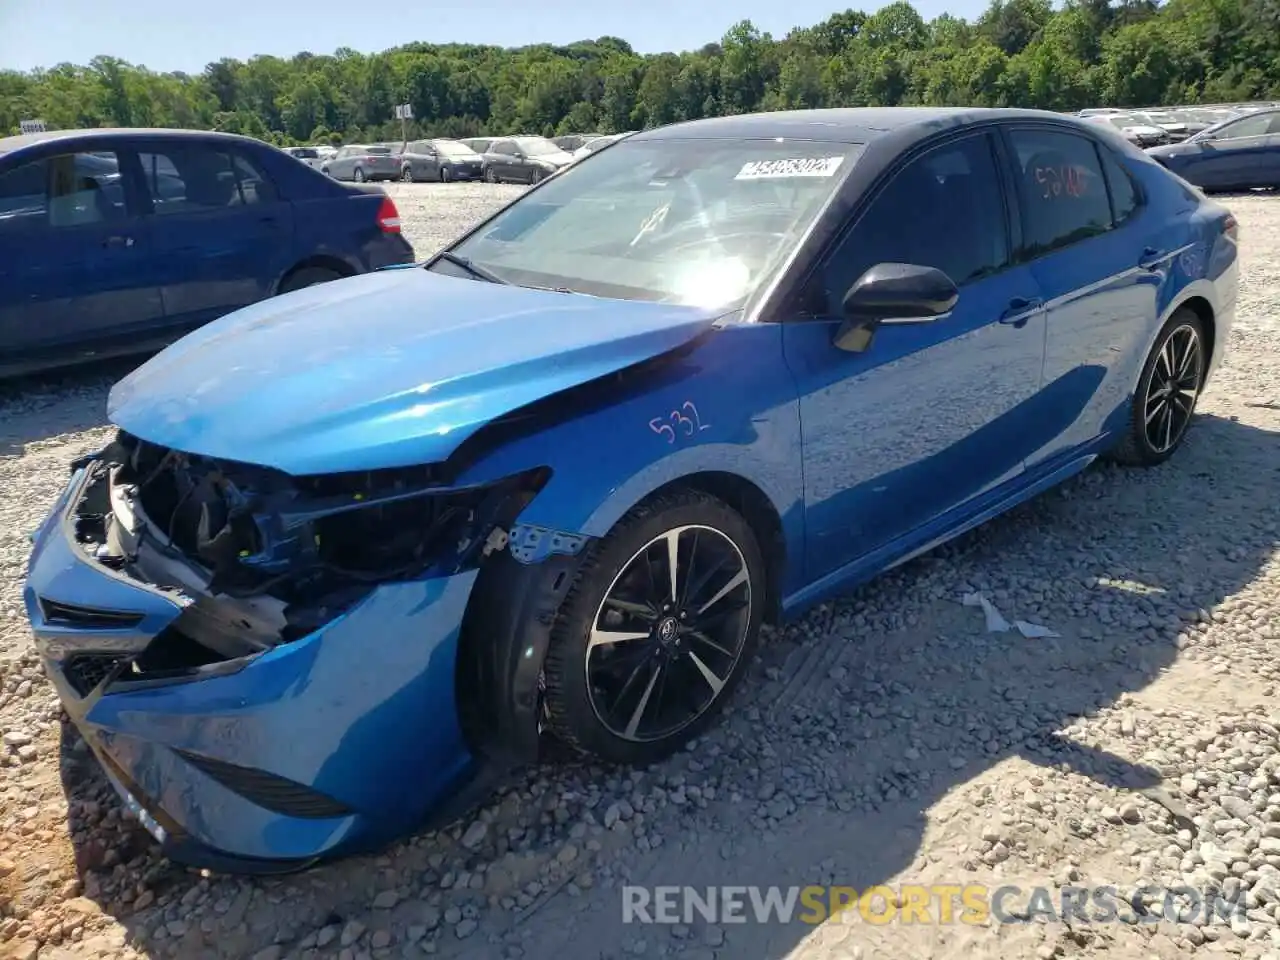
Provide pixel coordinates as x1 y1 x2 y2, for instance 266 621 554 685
631 107 1089 144
0 126 264 156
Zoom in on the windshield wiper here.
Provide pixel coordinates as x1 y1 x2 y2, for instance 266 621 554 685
432 251 509 285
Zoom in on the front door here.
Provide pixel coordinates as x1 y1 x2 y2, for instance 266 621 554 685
133 141 294 333
782 131 1049 582
0 146 163 364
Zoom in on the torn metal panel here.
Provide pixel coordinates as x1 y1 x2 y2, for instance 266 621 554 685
507 523 589 564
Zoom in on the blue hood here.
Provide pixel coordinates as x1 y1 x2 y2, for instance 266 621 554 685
108 269 720 475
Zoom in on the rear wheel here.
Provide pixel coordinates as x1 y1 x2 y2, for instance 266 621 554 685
279 267 344 295
543 489 764 766
354 168 366 183
1106 308 1207 466
401 165 414 182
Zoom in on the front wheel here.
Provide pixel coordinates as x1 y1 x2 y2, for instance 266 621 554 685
353 168 366 183
440 166 451 183
401 166 414 182
1106 308 1207 466
484 167 497 183
542 489 765 766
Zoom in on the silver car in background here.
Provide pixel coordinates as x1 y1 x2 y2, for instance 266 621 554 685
321 144 401 182
397 139 485 182
282 146 324 169
480 136 575 183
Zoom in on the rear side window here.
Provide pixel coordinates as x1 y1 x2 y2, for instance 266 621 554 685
1007 129 1113 256
139 145 275 214
0 151 127 231
823 133 1010 306
1099 148 1139 225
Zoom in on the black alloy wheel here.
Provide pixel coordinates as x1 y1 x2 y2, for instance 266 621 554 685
1107 308 1207 466
543 490 765 765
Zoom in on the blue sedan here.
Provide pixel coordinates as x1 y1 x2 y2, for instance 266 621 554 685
1146 107 1280 192
23 107 1238 874
0 127 414 377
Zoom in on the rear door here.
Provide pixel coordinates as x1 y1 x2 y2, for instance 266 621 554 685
0 145 163 361
1002 125 1161 469
133 140 295 333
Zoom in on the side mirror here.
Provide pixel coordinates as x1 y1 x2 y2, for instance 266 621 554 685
833 262 958 353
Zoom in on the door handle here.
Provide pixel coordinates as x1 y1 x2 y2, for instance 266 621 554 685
1139 247 1166 270
102 234 134 249
998 296 1043 327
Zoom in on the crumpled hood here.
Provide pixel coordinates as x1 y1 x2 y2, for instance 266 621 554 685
108 268 721 475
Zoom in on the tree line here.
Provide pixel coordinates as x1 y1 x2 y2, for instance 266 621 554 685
2 0 1278 146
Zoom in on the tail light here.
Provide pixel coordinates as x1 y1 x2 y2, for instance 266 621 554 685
1223 214 1238 241
376 195 401 234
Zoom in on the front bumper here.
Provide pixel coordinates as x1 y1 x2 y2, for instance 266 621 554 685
25 462 481 871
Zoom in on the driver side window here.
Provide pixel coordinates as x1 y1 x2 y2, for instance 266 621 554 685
818 133 1010 316
1214 114 1274 141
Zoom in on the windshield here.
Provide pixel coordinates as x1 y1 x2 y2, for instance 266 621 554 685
516 137 564 157
441 138 862 309
435 140 478 158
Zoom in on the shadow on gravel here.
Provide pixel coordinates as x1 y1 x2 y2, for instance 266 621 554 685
0 357 144 455
50 412 1278 960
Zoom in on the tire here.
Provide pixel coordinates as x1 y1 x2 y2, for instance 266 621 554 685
320 167 331 177
401 166 414 183
543 489 765 766
279 267 344 295
529 167 542 184
354 168 366 183
484 167 497 183
1106 307 1208 467
440 166 451 183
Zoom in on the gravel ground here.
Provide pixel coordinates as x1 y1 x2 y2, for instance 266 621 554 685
2 183 1280 960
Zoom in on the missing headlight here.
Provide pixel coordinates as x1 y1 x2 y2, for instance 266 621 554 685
103 431 549 643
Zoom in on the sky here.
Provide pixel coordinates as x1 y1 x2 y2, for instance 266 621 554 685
0 0 983 74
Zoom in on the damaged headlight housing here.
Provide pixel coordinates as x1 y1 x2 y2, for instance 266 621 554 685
94 432 549 642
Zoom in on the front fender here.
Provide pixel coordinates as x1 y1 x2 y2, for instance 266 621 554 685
454 322 806 579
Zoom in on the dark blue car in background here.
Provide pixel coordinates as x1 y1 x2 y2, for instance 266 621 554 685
1147 107 1280 192
0 128 414 377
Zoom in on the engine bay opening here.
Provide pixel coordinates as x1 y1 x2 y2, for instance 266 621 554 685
66 432 548 659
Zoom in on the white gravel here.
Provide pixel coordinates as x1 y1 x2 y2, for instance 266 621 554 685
2 185 1279 960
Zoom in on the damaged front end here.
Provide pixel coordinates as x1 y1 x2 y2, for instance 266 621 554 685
26 432 575 870
66 431 547 678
